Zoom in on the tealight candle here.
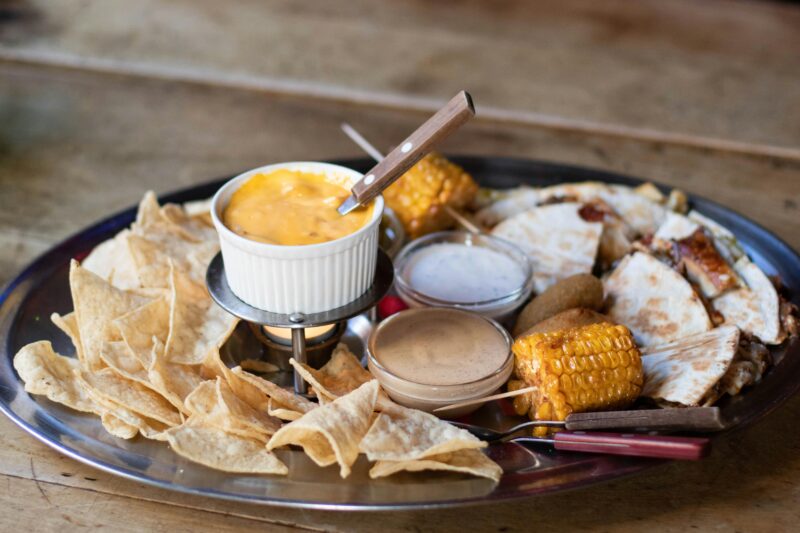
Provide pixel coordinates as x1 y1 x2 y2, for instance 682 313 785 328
263 324 337 346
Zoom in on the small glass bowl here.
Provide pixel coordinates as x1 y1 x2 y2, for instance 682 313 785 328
366 308 514 417
393 231 534 320
379 207 406 259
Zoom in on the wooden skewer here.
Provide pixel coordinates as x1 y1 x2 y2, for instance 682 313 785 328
340 122 481 235
432 385 537 413
341 122 385 163
445 205 482 234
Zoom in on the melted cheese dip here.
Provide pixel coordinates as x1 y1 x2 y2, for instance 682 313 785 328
223 169 373 246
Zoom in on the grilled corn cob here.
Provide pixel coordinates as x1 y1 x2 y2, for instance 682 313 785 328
511 322 644 434
383 152 478 239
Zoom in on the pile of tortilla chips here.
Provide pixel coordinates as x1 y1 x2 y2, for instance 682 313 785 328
13 192 501 482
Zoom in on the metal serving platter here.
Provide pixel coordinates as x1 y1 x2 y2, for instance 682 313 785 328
1 157 799 510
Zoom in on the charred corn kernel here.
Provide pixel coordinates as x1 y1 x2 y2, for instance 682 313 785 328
382 152 478 239
511 322 643 435
508 379 530 416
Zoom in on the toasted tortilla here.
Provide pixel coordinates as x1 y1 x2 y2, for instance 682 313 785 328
654 211 700 241
289 343 373 402
359 403 485 462
641 326 740 406
713 258 784 344
369 449 502 482
82 229 141 290
604 253 712 346
477 182 667 235
69 260 152 371
492 202 603 294
165 420 287 475
13 341 97 413
267 380 379 478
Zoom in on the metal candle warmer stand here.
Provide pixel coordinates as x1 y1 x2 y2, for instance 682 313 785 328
206 250 394 394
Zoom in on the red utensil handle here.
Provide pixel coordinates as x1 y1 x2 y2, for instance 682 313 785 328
553 431 711 461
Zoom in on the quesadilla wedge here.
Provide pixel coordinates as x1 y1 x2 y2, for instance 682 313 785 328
604 252 712 346
491 202 602 294
477 182 667 235
641 325 740 406
654 209 746 266
713 257 784 344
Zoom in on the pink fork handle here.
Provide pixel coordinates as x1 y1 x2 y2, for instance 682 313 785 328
554 431 711 460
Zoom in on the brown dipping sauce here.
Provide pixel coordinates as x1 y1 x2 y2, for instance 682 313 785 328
370 308 510 386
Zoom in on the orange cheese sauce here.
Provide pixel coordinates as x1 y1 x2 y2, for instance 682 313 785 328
223 169 373 246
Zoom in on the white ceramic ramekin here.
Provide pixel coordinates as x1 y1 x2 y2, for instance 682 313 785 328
211 162 384 314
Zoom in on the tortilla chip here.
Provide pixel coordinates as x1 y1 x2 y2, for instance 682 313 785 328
84 386 170 440
127 231 218 290
70 260 151 370
369 449 502 482
183 198 214 227
100 412 139 439
159 203 218 243
82 230 141 290
134 191 163 228
713 258 783 344
231 366 316 416
165 421 287 475
147 340 204 413
216 378 282 435
165 267 238 365
13 341 96 413
78 368 181 426
492 203 603 293
135 193 215 244
51 312 84 362
268 380 379 478
200 350 271 411
360 403 485 461
604 252 712 346
289 343 372 401
641 325 740 406
267 398 305 421
239 359 280 374
184 379 279 441
100 340 150 386
113 297 171 368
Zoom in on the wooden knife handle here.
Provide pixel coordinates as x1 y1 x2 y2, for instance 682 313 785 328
349 91 474 206
552 431 711 461
565 407 725 432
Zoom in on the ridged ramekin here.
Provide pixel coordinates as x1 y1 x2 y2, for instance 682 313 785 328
210 162 384 314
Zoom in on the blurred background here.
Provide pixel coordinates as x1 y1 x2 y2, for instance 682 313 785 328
1 0 799 278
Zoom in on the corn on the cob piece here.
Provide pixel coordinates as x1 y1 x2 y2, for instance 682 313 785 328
383 152 478 239
511 322 643 434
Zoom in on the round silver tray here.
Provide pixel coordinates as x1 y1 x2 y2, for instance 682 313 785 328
1 156 799 509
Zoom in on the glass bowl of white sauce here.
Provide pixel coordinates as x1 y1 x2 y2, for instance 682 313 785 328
393 231 534 320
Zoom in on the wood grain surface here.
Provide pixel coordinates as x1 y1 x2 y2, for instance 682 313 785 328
2 0 800 156
1 0 800 531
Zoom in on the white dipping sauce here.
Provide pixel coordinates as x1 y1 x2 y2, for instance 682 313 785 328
403 243 526 303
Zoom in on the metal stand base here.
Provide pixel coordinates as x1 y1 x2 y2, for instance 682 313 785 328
207 250 394 395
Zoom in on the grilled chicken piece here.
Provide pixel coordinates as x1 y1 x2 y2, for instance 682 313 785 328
674 229 739 298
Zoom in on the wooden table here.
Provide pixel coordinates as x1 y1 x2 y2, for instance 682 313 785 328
1 1 799 530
